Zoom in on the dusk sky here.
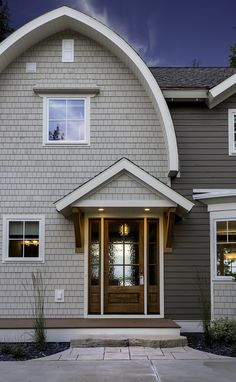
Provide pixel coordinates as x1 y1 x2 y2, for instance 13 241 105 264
7 0 236 67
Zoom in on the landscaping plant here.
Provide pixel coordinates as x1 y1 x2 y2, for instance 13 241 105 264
31 271 47 352
211 317 236 345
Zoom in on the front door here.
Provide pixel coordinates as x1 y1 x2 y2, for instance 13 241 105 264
104 219 144 314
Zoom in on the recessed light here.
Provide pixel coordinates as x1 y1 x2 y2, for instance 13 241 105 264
98 208 104 212
144 208 150 212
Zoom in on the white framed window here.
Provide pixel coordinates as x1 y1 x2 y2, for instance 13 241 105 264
2 215 45 263
62 39 74 62
43 97 90 145
211 211 236 279
228 109 236 155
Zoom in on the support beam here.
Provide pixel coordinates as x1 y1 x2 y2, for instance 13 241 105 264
164 208 176 253
72 208 84 252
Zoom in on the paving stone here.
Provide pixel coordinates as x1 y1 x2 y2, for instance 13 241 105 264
105 347 129 353
104 352 130 360
77 354 104 360
171 350 211 360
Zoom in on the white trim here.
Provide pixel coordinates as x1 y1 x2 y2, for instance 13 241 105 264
43 96 90 146
2 215 45 263
0 6 179 175
163 89 208 99
0 328 180 342
176 320 203 333
193 188 236 193
228 109 236 155
208 73 236 109
62 39 74 62
55 158 194 214
73 200 177 208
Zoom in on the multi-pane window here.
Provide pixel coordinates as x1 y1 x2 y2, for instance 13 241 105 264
47 98 87 144
228 109 236 154
216 220 236 276
3 217 44 262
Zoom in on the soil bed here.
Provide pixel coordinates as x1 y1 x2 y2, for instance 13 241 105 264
184 333 236 358
0 342 70 361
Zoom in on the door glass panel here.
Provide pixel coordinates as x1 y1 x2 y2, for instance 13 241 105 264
124 265 139 286
108 266 123 286
149 243 157 264
147 220 159 314
89 220 101 314
91 265 99 285
124 243 139 264
123 222 139 242
108 243 123 264
149 265 158 285
109 222 123 242
90 243 100 264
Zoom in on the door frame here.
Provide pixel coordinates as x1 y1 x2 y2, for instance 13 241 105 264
84 212 164 318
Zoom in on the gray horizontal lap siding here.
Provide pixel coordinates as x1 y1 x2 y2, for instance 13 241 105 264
166 95 236 320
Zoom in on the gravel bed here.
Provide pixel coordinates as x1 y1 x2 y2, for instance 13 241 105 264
0 342 70 361
184 333 236 357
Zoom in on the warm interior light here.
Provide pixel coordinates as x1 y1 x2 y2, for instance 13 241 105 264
119 224 130 236
24 240 39 246
144 208 150 212
224 252 236 260
98 208 104 212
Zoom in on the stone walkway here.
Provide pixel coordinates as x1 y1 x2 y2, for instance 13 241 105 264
37 346 229 361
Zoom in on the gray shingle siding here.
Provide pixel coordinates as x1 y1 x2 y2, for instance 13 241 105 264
0 30 168 318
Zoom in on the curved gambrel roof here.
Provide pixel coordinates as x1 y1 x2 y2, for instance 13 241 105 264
0 6 179 176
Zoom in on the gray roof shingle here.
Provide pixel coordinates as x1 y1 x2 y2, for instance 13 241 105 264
149 67 236 89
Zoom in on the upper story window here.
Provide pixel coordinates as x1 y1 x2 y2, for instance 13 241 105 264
44 97 90 145
215 219 236 277
62 39 74 62
2 216 45 263
228 109 236 155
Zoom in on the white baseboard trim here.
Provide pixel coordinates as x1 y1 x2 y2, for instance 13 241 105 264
0 327 180 342
176 320 203 333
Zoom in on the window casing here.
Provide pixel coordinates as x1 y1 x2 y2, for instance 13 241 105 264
228 109 236 155
214 218 236 278
44 97 90 145
2 216 45 262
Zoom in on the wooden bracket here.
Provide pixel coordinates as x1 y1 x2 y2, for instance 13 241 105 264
164 208 176 253
72 208 84 252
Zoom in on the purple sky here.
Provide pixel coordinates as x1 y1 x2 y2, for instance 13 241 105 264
7 0 236 67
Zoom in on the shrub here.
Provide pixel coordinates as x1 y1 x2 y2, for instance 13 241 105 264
13 345 26 359
211 317 236 345
31 271 47 352
1 344 13 355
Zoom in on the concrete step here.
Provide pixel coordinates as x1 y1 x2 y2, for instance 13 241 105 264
71 335 187 348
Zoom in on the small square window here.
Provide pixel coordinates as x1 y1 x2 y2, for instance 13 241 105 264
228 109 236 155
26 62 37 73
3 216 45 262
215 219 236 277
44 97 89 145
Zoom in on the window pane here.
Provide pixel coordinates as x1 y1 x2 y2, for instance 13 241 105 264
109 243 123 265
149 243 157 265
91 265 99 285
124 265 139 286
124 222 139 242
228 221 236 242
9 240 23 257
67 100 85 119
124 243 139 265
25 222 39 238
9 221 23 239
49 99 66 119
67 121 85 141
108 222 123 242
91 221 99 242
217 243 236 276
24 241 39 258
49 121 66 141
108 266 123 286
149 265 158 285
90 243 100 265
216 221 227 242
149 222 157 242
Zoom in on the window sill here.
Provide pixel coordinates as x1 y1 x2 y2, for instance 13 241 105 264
43 142 90 147
212 277 234 282
2 258 44 264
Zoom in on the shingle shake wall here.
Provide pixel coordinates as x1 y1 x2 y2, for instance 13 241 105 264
0 30 168 318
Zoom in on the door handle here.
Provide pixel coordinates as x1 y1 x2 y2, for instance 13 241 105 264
139 275 144 285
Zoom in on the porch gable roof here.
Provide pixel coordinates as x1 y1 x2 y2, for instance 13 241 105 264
55 158 194 215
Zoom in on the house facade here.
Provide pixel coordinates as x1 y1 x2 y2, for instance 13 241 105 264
0 7 236 341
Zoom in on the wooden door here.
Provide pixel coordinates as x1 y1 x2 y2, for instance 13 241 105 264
104 220 144 314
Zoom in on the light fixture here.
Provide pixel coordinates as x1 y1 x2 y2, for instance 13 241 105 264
98 208 104 212
224 252 236 260
144 208 150 212
119 224 130 236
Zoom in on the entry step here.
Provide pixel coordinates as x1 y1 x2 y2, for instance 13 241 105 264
71 335 187 348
